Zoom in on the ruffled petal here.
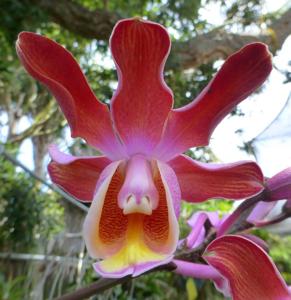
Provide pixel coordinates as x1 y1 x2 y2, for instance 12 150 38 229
155 43 272 161
83 159 180 278
204 235 291 300
48 145 111 202
16 32 124 160
169 155 264 202
110 18 173 156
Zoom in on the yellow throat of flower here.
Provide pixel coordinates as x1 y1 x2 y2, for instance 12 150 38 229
98 214 165 273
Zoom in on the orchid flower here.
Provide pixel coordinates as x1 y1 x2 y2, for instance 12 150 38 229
204 235 291 300
16 18 271 278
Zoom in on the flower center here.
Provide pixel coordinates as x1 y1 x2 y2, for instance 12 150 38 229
118 155 159 215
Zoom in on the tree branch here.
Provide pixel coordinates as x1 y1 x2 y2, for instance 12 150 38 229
170 8 291 70
31 0 291 70
54 261 176 299
55 276 130 300
32 0 120 40
170 31 268 70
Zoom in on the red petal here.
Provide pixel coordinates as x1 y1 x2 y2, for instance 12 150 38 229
204 235 291 300
48 145 111 202
16 32 124 159
110 18 173 155
169 155 264 202
155 43 272 160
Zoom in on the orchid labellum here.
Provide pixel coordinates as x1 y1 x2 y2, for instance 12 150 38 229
17 18 271 277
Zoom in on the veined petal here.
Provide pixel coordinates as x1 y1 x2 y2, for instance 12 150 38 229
48 145 111 202
110 18 173 156
204 235 291 300
83 159 180 278
169 155 264 202
155 43 272 160
239 234 269 252
16 32 124 160
83 160 126 259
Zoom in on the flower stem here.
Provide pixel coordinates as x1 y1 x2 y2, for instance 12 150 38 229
217 191 264 236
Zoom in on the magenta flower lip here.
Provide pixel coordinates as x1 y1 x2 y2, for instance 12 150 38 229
17 18 271 277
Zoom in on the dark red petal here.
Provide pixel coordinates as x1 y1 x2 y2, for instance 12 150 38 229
169 154 264 202
16 32 124 159
155 43 272 161
48 145 111 202
110 18 173 156
204 235 291 300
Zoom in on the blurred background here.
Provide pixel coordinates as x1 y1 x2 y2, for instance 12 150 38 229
0 0 290 299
